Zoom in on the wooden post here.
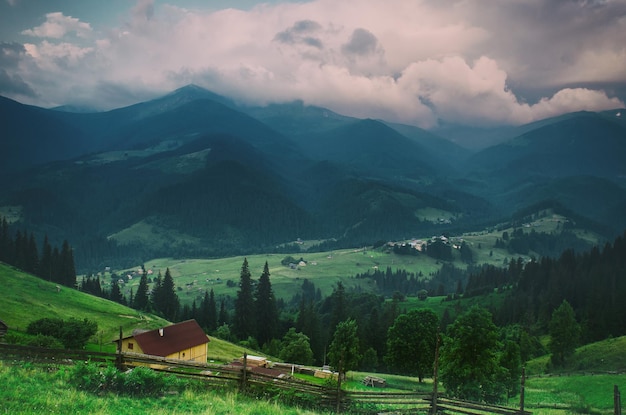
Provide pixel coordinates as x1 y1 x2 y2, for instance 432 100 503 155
615 384 622 415
519 367 526 414
336 352 344 414
430 330 440 415
115 326 123 370
241 352 248 393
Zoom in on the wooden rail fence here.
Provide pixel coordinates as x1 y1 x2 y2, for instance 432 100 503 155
0 343 533 414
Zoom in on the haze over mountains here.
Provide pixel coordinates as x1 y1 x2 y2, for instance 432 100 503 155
1 85 625 271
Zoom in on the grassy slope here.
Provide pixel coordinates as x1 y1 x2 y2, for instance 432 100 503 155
0 263 256 361
109 210 599 308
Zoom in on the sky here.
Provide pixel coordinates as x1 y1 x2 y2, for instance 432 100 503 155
1 0 625 128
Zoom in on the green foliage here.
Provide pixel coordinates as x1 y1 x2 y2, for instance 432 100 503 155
66 362 182 397
439 306 506 403
234 258 255 340
328 319 361 373
151 268 180 321
279 328 314 365
25 334 64 348
385 308 438 382
549 300 581 366
26 317 97 349
255 261 278 346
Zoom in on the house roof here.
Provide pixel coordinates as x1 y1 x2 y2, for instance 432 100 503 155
132 319 209 357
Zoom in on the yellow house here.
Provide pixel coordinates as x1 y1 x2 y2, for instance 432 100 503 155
116 319 209 363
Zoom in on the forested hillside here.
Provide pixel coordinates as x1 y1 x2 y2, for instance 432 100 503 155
1 87 625 270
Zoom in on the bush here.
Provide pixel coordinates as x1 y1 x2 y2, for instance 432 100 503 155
26 334 64 349
26 317 97 349
66 362 180 397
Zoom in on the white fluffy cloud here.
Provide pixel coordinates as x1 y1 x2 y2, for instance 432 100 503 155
4 0 625 128
21 12 92 39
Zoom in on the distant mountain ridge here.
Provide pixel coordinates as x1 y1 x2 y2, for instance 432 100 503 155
1 85 625 270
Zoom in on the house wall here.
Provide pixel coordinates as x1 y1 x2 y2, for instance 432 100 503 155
165 343 208 363
119 338 144 354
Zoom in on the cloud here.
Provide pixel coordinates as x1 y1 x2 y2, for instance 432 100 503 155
274 20 323 49
342 28 379 57
0 42 35 97
4 0 625 127
21 12 92 39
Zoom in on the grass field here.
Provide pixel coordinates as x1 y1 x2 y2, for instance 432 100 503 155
106 209 602 309
0 263 258 361
4 261 626 414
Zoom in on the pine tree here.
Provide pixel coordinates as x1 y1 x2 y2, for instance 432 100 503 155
329 281 347 336
109 280 124 304
59 240 76 288
134 269 150 311
39 236 53 281
153 268 179 321
218 299 229 326
207 289 217 332
255 261 278 347
233 258 255 340
26 233 39 274
0 217 10 263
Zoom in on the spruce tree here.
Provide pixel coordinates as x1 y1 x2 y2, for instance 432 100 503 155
109 280 124 304
233 258 255 340
134 269 150 311
207 289 217 332
255 261 278 347
154 268 179 321
218 298 229 326
26 233 39 274
59 240 76 288
39 236 53 281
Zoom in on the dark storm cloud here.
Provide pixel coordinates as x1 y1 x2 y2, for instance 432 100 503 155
273 19 323 48
0 68 36 96
341 28 378 56
0 42 36 96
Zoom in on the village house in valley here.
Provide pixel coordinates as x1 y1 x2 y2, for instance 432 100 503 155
115 319 209 363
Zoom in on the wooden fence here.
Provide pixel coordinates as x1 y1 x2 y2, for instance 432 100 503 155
0 343 531 414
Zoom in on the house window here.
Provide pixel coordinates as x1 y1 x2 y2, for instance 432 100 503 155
128 342 134 350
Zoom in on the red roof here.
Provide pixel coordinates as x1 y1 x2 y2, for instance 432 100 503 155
133 319 209 357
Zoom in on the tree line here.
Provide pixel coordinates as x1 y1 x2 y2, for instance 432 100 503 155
0 216 76 287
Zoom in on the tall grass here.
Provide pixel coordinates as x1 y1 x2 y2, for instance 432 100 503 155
0 361 326 415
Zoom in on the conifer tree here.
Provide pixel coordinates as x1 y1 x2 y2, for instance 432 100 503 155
233 258 255 340
0 217 10 263
109 280 124 304
26 233 39 274
255 261 278 346
39 235 53 281
59 240 76 288
218 298 229 326
134 268 150 311
207 289 217 332
153 268 179 321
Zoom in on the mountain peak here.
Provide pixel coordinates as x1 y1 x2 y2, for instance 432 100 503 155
163 84 233 108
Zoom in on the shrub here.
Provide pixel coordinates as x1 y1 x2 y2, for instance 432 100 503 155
26 317 97 349
26 334 64 349
66 362 180 397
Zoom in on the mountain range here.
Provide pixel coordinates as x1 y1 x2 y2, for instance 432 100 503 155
1 85 625 271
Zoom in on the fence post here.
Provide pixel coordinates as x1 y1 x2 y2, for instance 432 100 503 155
115 326 123 370
241 352 248 393
336 353 344 414
615 384 622 415
519 367 525 414
430 330 440 415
